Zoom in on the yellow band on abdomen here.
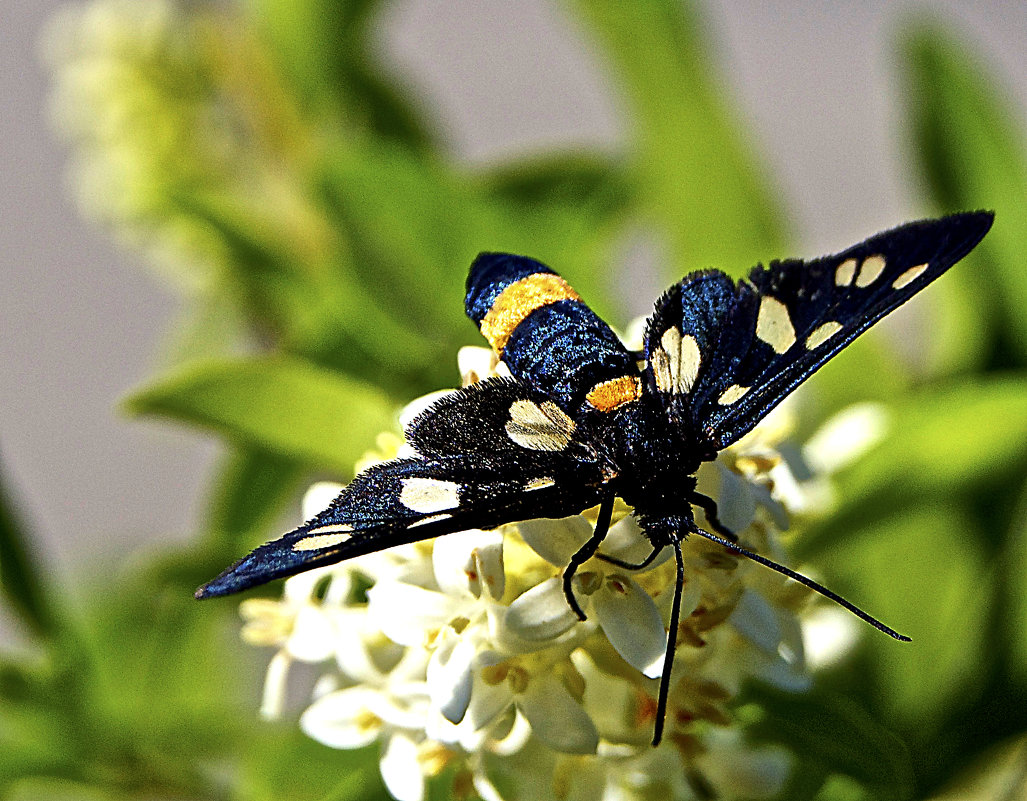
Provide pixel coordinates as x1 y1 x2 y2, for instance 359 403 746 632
479 273 580 354
586 375 643 412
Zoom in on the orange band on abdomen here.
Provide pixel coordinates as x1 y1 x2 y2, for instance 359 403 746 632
479 273 580 354
585 375 643 412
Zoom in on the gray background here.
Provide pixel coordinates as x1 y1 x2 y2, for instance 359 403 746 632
2 1 1026 590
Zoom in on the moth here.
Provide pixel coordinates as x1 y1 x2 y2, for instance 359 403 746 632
198 211 993 744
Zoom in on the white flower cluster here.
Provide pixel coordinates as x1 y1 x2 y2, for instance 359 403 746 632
240 346 886 801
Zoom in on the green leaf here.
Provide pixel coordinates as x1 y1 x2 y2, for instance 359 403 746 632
564 0 787 281
239 727 385 801
246 0 433 147
925 734 1027 801
203 447 307 555
814 506 989 728
318 141 629 332
4 778 122 801
749 686 913 800
0 457 55 638
900 25 1027 361
176 189 440 392
1004 478 1027 683
809 376 1027 533
124 356 398 479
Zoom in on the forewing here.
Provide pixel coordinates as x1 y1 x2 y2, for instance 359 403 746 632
197 378 611 598
645 211 994 452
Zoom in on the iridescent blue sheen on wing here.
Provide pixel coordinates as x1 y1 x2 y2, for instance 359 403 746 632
195 450 605 598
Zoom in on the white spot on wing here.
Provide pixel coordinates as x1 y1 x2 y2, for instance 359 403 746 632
652 327 701 394
835 258 857 287
408 513 454 528
892 263 928 290
756 296 796 354
400 478 460 513
718 384 750 405
292 524 354 551
855 255 886 287
506 400 576 451
805 321 843 350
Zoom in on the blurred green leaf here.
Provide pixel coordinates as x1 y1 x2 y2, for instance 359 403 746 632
317 142 489 336
924 734 1027 801
751 686 913 801
565 0 787 281
0 458 55 638
124 356 398 479
176 189 441 392
246 0 433 147
807 377 1027 538
203 448 306 556
814 506 989 728
5 777 123 801
901 24 1027 360
799 336 908 434
1005 479 1027 683
239 727 385 801
319 141 629 332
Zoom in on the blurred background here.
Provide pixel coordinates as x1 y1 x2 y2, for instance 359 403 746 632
3 1 1027 799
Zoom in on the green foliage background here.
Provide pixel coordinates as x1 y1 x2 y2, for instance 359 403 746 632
4 1 1027 799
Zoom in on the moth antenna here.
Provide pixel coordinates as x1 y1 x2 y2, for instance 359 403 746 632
653 536 685 746
690 527 911 642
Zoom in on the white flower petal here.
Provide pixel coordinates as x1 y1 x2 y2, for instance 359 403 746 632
729 589 783 655
803 402 889 475
300 687 384 749
286 605 337 662
331 611 393 683
259 651 291 720
518 515 593 566
281 564 335 604
505 577 579 641
302 481 346 519
486 708 533 756
802 605 860 670
427 633 476 724
699 729 792 799
572 651 637 738
399 390 460 430
366 581 462 646
752 479 792 529
591 574 667 678
457 345 499 384
516 673 599 755
380 732 426 801
432 528 505 600
714 464 758 533
602 514 671 569
464 670 514 732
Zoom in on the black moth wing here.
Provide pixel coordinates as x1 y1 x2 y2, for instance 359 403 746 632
644 211 994 453
407 376 605 465
196 378 610 598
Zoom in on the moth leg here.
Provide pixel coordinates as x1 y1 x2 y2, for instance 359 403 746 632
653 532 685 746
562 491 616 621
596 546 664 571
688 490 738 542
